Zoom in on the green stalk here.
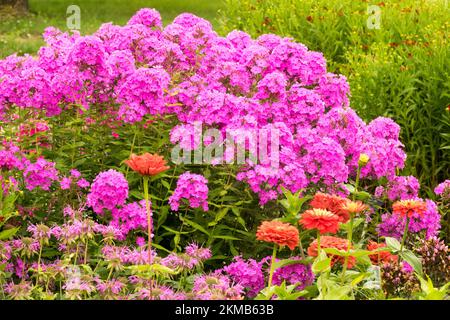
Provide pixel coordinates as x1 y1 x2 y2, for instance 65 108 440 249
267 245 278 289
400 217 410 254
106 267 113 281
342 164 361 283
143 176 154 295
37 240 43 284
316 231 321 257
0 275 5 299
298 235 306 260
143 176 152 262
83 240 89 265
125 129 138 179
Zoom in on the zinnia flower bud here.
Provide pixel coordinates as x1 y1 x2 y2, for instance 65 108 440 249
358 153 369 167
125 153 170 176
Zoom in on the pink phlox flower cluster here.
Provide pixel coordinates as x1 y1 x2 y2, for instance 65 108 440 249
435 180 450 198
110 200 149 240
169 172 209 211
0 142 25 170
223 256 266 298
59 169 90 190
0 9 408 206
86 169 129 214
23 157 58 191
271 257 315 290
127 8 162 28
374 175 420 201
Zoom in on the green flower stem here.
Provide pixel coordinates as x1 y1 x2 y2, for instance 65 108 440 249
317 231 321 257
143 176 152 262
37 240 43 283
298 235 306 260
74 243 79 265
106 267 113 281
143 176 154 295
341 217 352 284
83 240 89 265
267 245 278 288
125 129 138 179
0 277 5 299
400 217 410 255
353 165 361 202
0 169 4 207
342 164 361 283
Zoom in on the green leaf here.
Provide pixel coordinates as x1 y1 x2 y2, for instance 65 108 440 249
180 217 210 236
385 237 401 251
151 243 171 254
0 227 19 240
128 263 179 276
312 254 331 274
340 218 364 232
231 207 247 230
160 225 191 235
400 250 423 275
208 208 229 227
324 286 352 300
211 235 240 241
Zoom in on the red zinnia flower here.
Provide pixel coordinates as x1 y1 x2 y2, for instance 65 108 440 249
125 153 170 176
310 192 349 222
256 220 299 250
307 236 356 268
392 199 427 218
367 241 398 265
299 209 340 234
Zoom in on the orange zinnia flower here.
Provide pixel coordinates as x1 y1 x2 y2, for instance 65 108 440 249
256 220 299 250
341 200 368 215
307 236 355 268
310 192 349 222
299 208 340 234
367 241 398 265
125 153 170 176
392 199 427 218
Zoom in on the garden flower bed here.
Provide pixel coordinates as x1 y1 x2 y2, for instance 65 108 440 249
0 8 448 300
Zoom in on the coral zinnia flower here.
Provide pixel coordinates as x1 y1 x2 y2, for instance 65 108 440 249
125 153 170 176
392 199 427 218
299 209 340 234
341 200 368 215
307 236 355 268
256 220 299 250
367 241 398 265
310 192 349 222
